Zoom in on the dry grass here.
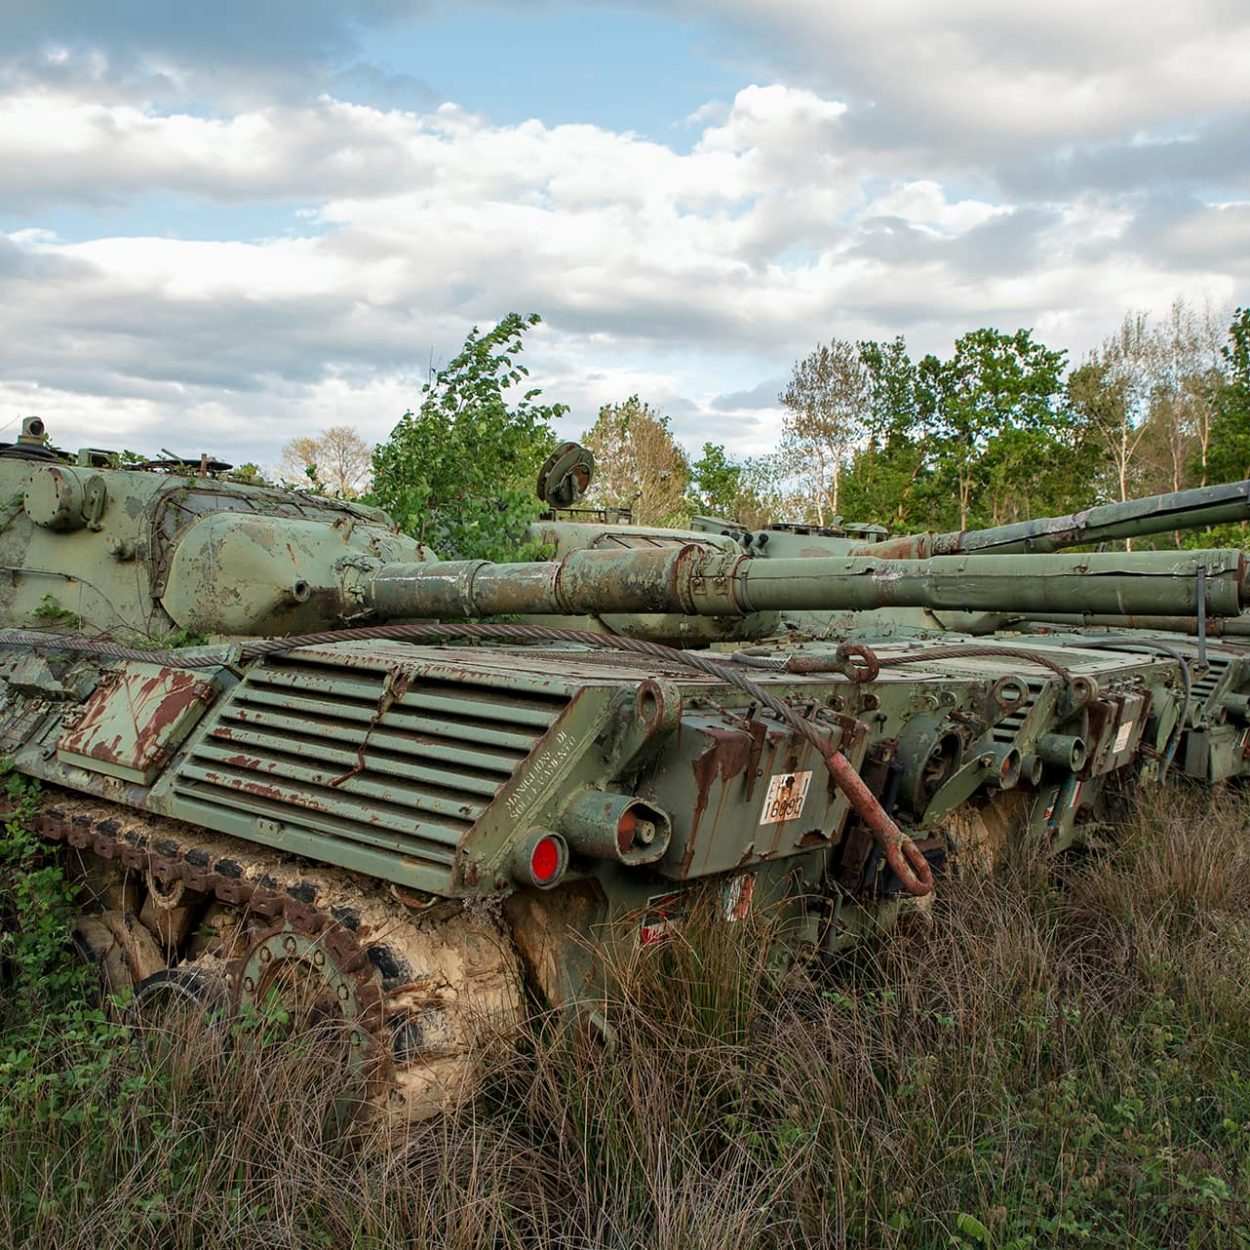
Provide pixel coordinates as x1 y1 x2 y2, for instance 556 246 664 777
2 785 1250 1249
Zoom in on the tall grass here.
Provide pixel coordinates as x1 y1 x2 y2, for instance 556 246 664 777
2 785 1249 1249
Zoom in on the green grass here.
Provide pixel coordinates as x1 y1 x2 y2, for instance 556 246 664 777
2 785 1249 1249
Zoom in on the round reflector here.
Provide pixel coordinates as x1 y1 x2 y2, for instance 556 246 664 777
530 835 563 885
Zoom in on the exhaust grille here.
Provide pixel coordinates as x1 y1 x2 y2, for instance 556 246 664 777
173 655 569 870
1189 655 1231 709
991 678 1044 744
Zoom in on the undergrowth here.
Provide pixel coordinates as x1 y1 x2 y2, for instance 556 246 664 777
0 782 1248 1249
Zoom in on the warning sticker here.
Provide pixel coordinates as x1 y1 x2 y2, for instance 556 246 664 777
759 770 812 825
1113 720 1135 754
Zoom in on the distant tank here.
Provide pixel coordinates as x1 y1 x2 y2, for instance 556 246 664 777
0 421 1240 1116
672 468 1250 788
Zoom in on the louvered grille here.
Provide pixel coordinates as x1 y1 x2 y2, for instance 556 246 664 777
174 656 569 869
991 679 1044 743
1190 655 1231 708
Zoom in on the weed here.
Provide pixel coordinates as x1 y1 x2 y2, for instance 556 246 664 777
32 595 79 629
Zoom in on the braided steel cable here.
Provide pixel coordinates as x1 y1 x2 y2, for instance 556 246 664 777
870 643 1073 682
0 623 934 896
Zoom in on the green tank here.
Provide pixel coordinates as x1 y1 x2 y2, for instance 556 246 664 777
0 420 1236 1117
675 465 1250 790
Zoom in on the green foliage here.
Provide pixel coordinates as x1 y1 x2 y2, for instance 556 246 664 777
32 594 79 629
689 442 742 516
227 462 266 485
0 768 87 1014
0 766 131 1139
106 449 150 468
927 327 1071 528
369 313 563 561
125 626 212 650
1208 307 1250 484
839 330 1093 533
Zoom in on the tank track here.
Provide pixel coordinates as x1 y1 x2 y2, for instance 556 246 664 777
6 788 526 1119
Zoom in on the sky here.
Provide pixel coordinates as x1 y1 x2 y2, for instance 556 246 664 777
1 0 1248 470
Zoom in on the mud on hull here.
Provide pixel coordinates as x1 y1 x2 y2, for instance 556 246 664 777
19 791 525 1120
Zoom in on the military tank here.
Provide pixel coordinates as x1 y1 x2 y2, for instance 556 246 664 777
677 471 1250 788
531 448 1250 791
2 419 1247 1117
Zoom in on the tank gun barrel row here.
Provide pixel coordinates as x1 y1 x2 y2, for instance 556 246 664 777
364 545 1250 622
860 479 1250 559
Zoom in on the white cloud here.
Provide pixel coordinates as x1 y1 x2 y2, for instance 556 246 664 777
1 2 1248 470
671 0 1250 152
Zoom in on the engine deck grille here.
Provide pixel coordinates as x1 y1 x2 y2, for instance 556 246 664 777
173 655 570 869
1189 655 1232 708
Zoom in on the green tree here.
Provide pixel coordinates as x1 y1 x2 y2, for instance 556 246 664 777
840 337 940 529
1206 307 1250 484
581 397 690 526
688 444 783 528
370 314 563 561
928 328 1068 530
689 443 742 516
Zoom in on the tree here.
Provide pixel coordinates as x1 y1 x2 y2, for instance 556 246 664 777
687 444 784 529
778 338 871 523
928 328 1068 530
689 443 741 517
1074 311 1156 516
369 313 563 561
280 426 373 497
1206 307 1250 483
841 337 940 530
581 397 690 527
1157 297 1227 489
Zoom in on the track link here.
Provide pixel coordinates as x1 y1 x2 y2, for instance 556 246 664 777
7 790 526 1119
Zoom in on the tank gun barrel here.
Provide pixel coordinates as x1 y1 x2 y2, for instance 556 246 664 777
365 545 1250 622
1017 612 1250 637
859 479 1250 559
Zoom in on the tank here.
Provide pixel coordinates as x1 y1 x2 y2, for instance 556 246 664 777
689 477 1250 559
675 466 1250 791
0 420 1236 1117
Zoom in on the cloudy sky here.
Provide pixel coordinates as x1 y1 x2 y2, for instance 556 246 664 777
2 1 1248 469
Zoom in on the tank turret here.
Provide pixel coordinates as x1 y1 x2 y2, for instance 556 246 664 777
0 423 429 638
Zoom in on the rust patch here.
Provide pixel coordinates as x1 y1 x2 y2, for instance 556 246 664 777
58 667 217 781
690 723 756 841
